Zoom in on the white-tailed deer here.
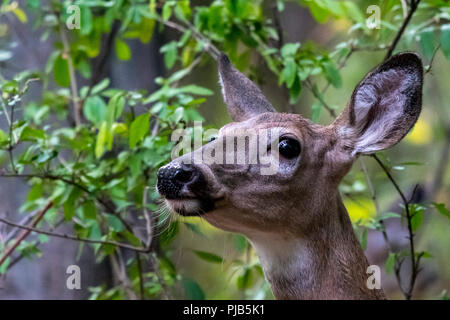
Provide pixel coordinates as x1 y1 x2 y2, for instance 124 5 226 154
157 53 423 299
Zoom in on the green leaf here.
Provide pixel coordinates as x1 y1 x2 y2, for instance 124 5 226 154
307 1 330 23
91 78 110 96
106 215 124 232
95 121 111 158
234 235 248 252
80 6 93 35
129 113 150 148
411 210 424 232
277 0 285 12
183 222 205 237
281 59 297 88
281 43 300 58
162 2 173 21
237 268 254 290
45 50 60 74
385 252 396 274
322 60 342 88
20 126 46 141
84 96 107 126
1 80 19 94
311 101 322 123
289 76 301 104
0 129 8 146
167 68 191 84
139 18 155 44
13 8 27 23
420 28 437 60
420 251 433 259
433 203 450 220
63 187 82 220
360 227 368 251
182 278 205 300
38 234 49 243
179 85 213 95
123 231 141 247
378 212 401 221
441 25 450 60
0 257 10 274
108 93 126 123
161 41 177 69
160 221 179 247
194 250 224 263
26 183 43 202
54 54 70 87
341 1 365 23
82 200 97 220
172 107 184 123
115 39 131 61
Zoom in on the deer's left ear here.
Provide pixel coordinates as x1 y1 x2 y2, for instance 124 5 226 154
333 52 423 156
218 54 276 122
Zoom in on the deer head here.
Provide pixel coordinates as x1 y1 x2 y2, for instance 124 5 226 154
157 53 423 299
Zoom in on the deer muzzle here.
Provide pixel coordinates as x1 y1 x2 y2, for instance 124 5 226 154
156 163 215 216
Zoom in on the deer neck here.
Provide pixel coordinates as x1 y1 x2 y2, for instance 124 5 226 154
247 193 385 300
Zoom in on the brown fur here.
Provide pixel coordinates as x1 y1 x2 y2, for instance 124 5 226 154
159 53 423 299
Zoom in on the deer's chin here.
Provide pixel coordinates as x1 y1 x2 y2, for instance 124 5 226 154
165 198 216 216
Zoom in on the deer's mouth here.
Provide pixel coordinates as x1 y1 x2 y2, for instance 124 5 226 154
157 162 226 216
164 197 219 216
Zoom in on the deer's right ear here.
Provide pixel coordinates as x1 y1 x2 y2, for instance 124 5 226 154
218 54 275 122
333 52 423 157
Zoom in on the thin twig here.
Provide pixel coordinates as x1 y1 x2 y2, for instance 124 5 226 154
143 186 153 249
156 17 220 60
0 214 150 253
135 252 145 300
425 44 441 74
372 154 418 299
5 218 64 272
271 3 284 50
385 0 422 60
304 79 336 117
7 100 18 174
58 22 82 126
0 172 117 217
109 251 137 300
360 158 405 287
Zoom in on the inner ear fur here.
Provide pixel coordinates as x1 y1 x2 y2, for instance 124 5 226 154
333 52 423 156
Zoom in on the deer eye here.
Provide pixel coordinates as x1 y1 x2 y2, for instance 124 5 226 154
209 136 217 142
278 138 301 159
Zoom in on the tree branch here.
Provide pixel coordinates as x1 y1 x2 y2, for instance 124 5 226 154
385 0 422 60
0 214 150 253
58 20 82 126
156 17 220 60
0 202 53 267
372 154 418 299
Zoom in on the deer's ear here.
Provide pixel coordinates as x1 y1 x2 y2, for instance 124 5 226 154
334 52 423 156
218 54 275 122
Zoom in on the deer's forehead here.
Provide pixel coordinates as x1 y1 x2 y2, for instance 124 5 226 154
218 113 312 137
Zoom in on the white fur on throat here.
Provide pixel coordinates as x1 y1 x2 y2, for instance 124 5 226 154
248 234 312 284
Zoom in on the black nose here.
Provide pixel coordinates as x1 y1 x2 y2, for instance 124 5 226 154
157 164 197 199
